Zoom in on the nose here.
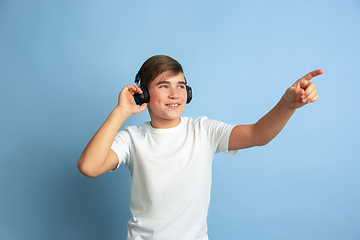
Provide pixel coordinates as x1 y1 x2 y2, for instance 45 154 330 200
169 86 179 99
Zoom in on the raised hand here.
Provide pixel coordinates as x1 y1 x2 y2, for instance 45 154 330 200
284 69 324 109
117 85 148 115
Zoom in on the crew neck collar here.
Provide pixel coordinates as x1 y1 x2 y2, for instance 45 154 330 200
147 117 184 133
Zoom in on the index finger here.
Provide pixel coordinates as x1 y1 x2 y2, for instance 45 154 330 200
301 69 324 81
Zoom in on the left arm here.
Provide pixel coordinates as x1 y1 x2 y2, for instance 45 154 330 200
228 69 324 151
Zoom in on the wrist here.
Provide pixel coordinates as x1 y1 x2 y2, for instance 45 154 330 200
112 105 132 120
281 94 297 110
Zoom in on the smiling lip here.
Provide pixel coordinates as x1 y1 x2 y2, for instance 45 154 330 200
165 103 180 107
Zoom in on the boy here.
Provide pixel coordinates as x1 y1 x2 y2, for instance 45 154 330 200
78 55 323 240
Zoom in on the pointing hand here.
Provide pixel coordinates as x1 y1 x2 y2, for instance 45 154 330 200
284 69 324 109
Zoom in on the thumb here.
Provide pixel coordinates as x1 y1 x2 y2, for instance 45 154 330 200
286 86 304 100
136 103 148 114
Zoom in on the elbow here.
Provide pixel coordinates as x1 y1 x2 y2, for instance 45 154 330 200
77 159 100 178
256 141 270 147
254 137 273 147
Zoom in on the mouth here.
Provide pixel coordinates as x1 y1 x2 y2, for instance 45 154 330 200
165 103 182 109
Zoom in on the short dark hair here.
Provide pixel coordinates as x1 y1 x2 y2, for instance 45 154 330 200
136 55 184 88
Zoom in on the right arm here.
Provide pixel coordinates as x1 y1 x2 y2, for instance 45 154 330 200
77 85 147 178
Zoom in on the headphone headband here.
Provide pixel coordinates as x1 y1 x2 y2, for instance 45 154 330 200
135 71 141 85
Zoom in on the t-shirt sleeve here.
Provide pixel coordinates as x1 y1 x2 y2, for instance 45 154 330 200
110 128 131 171
202 117 238 157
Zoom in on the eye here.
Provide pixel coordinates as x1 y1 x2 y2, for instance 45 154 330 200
178 85 186 89
159 85 168 89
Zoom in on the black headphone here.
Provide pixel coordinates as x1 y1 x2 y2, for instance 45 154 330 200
134 71 192 106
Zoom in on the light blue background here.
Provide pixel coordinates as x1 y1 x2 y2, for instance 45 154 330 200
1 0 359 239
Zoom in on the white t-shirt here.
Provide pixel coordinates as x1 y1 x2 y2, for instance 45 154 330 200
111 116 237 240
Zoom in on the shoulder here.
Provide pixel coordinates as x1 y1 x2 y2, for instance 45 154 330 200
181 116 230 133
189 116 230 129
124 121 150 131
193 117 236 138
115 121 151 140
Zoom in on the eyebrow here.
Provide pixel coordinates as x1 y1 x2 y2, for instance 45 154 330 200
156 80 186 85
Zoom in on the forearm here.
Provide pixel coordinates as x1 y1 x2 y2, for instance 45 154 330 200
77 106 131 174
253 95 296 146
229 70 322 151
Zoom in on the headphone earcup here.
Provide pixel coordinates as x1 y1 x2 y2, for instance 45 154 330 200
134 85 150 106
186 86 192 104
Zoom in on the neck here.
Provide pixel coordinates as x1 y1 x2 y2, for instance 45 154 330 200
150 117 181 129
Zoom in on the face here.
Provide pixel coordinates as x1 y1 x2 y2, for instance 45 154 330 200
147 72 187 129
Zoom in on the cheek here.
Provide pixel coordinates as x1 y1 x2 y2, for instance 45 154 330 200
181 91 187 101
149 91 164 105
